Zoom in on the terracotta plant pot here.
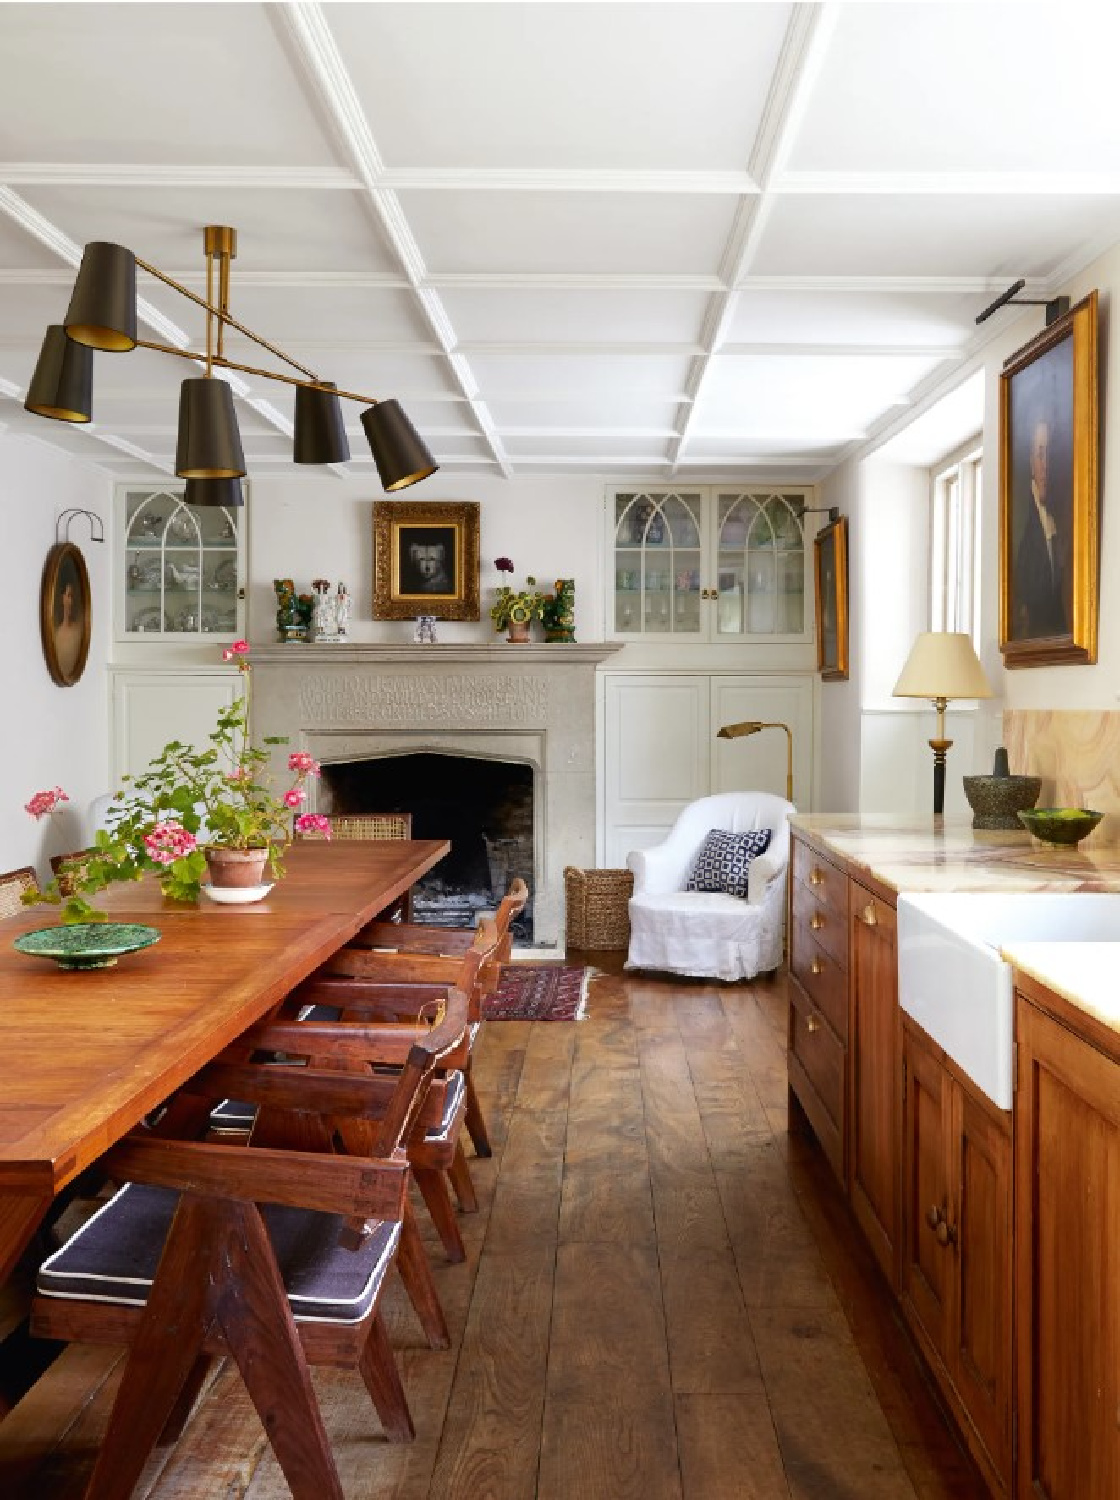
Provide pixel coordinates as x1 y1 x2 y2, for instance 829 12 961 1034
204 846 269 889
506 620 532 644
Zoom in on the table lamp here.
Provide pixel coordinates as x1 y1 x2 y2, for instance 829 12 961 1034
892 632 992 816
716 720 794 802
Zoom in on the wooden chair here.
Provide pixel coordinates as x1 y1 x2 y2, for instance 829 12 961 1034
32 990 470 1500
339 878 530 1158
0 865 39 920
297 812 414 920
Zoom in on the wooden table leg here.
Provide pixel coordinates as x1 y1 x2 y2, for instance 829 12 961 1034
0 1195 51 1284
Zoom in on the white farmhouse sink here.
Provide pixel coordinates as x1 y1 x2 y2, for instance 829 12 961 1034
896 893 1120 1109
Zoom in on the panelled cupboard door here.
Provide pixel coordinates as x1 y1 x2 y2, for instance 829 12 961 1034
710 674 814 807
849 883 901 1290
110 668 241 786
901 1022 954 1363
1015 997 1120 1500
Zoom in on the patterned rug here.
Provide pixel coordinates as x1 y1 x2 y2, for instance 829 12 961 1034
483 964 590 1021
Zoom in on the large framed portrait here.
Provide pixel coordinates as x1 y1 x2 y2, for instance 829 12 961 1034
40 541 91 686
814 515 848 681
999 290 1098 668
373 500 480 621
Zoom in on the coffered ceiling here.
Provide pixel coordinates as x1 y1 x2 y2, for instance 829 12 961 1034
0 1 1118 485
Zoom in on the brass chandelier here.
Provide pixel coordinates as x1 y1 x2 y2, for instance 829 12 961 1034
24 225 437 504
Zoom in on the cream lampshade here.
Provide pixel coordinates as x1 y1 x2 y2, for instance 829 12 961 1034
893 632 992 815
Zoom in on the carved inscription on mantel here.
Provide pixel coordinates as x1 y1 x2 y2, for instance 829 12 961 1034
299 673 550 727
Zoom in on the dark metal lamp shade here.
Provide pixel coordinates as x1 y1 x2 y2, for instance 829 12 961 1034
294 382 350 464
361 399 437 491
175 378 246 479
64 242 138 352
25 326 93 423
184 477 245 508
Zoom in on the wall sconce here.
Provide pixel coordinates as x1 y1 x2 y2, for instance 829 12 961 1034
716 719 794 803
24 226 437 493
892 632 992 816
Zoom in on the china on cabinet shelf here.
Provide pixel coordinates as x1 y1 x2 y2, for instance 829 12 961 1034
114 483 247 643
607 487 814 643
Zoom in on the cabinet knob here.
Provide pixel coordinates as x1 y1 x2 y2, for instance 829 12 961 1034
809 868 824 886
805 1014 821 1034
935 1218 957 1248
925 1205 942 1232
859 903 878 927
810 913 824 931
810 958 824 976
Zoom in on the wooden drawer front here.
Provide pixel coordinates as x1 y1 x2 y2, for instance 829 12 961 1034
791 923 847 1042
792 840 847 917
850 887 896 944
789 982 845 1142
792 879 847 969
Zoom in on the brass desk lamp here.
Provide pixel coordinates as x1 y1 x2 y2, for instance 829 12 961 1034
717 720 794 803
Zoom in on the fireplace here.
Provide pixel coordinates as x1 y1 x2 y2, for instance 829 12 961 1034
321 751 535 940
250 643 619 946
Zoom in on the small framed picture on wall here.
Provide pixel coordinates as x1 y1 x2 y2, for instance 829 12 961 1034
373 500 481 621
41 541 92 686
814 516 848 682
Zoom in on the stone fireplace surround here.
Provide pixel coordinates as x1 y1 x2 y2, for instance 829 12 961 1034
251 644 619 944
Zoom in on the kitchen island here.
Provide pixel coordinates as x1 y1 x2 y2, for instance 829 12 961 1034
786 815 1120 1500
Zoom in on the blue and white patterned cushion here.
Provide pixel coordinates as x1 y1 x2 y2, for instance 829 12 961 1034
685 828 772 899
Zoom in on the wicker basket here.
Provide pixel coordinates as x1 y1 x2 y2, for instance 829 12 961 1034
564 866 634 951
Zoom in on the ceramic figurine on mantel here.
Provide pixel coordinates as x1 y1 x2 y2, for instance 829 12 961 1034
414 614 437 644
541 579 576 642
335 582 351 640
309 578 346 643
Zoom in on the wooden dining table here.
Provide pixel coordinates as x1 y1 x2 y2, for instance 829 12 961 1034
0 839 448 1289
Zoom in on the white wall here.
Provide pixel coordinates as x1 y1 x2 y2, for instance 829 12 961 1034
1 432 112 876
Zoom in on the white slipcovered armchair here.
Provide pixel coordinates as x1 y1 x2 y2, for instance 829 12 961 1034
625 791 796 982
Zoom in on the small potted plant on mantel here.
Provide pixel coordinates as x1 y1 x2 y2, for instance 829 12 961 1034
24 641 328 922
490 557 546 643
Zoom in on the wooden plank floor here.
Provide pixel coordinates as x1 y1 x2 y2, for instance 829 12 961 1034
0 965 987 1499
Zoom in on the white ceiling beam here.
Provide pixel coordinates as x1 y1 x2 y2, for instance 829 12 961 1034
275 2 512 480
0 163 363 190
669 3 840 473
778 170 1120 196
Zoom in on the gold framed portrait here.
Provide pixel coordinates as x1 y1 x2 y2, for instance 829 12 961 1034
999 290 1098 668
40 541 92 686
814 515 848 682
373 500 480 621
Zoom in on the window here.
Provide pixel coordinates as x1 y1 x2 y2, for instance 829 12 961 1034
930 444 982 649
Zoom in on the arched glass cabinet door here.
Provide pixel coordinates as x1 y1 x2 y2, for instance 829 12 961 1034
715 492 806 639
119 485 243 640
613 490 703 636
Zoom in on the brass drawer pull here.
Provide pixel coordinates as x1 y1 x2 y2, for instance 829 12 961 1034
809 868 824 886
925 1205 942 1232
859 903 878 927
805 1014 821 1034
810 958 824 976
935 1218 957 1248
810 913 825 931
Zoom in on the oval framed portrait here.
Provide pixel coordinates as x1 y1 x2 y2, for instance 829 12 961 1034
40 541 92 686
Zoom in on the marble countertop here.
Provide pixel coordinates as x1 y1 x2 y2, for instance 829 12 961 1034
789 813 1120 896
1000 942 1120 1037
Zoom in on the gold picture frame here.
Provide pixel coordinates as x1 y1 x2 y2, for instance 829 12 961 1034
373 500 480 621
814 515 848 681
999 289 1098 668
40 541 92 687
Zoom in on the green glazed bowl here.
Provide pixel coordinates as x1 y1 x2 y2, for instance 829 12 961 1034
13 922 161 970
1016 808 1104 848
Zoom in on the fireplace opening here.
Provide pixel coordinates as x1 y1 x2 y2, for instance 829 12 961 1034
320 752 534 941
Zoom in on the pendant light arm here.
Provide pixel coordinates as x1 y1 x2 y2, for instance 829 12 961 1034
135 339 380 407
134 256 319 381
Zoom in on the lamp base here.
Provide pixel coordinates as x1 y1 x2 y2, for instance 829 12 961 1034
929 738 953 817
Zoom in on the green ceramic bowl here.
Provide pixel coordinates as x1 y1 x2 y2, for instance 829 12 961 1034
12 922 161 970
1016 808 1104 847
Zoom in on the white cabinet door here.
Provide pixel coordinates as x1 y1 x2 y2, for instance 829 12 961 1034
710 675 815 809
110 668 241 786
602 674 709 867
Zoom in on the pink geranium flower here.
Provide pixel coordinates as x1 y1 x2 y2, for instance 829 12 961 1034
294 813 332 839
25 786 69 819
143 821 197 866
283 787 306 808
288 752 321 776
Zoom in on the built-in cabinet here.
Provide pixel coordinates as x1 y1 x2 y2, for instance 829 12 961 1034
902 1020 1012 1495
607 487 812 642
599 671 815 866
115 484 246 643
1013 983 1120 1500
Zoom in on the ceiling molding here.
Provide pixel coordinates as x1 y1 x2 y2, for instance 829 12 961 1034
379 167 759 195
777 170 1120 197
275 2 512 479
0 162 363 190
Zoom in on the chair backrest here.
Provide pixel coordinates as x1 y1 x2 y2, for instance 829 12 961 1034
298 813 412 842
651 792 796 893
0 865 39 920
51 849 91 898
